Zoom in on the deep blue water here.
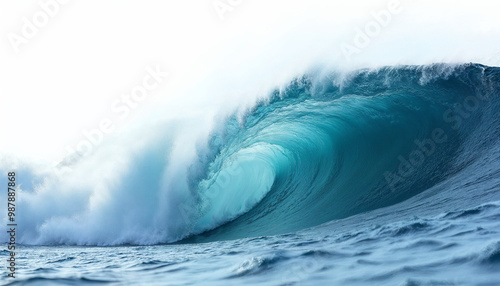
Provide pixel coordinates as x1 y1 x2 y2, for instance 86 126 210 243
1 63 500 285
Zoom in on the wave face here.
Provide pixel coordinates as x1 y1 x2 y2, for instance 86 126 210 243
2 63 499 246
183 63 500 242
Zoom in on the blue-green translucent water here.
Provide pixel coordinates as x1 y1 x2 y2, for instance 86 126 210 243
2 63 500 285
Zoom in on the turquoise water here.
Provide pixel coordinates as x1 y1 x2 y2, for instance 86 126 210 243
2 63 500 285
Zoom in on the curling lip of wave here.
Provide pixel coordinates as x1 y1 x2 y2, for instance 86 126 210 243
180 63 500 243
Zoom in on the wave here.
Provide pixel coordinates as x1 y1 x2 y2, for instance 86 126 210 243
181 63 500 242
1 63 499 245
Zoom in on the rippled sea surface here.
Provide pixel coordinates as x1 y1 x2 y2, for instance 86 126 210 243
4 184 500 285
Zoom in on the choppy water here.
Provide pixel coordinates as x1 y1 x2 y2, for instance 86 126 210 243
4 195 500 285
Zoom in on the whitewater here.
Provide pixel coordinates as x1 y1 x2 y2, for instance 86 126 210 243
1 0 500 285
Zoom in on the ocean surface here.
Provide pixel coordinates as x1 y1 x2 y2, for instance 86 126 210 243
2 63 500 285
